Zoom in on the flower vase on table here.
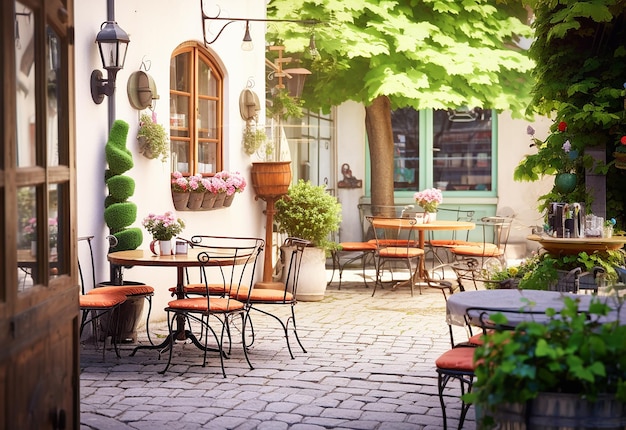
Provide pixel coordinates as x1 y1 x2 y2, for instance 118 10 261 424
414 188 443 224
150 239 173 256
142 212 185 256
424 212 437 223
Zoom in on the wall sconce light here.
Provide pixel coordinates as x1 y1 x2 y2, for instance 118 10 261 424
90 21 130 104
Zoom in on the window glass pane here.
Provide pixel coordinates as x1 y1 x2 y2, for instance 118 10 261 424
433 108 492 191
197 60 216 96
198 142 216 174
170 53 189 92
49 183 67 281
17 186 37 291
171 141 190 174
15 2 36 168
170 94 189 131
198 98 217 139
46 26 60 167
392 108 420 190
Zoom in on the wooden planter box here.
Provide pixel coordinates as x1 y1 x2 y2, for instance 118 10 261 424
491 392 626 429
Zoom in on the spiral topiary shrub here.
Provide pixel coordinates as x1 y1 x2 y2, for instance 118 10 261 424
105 120 143 251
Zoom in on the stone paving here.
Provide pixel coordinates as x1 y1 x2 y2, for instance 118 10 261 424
80 270 477 429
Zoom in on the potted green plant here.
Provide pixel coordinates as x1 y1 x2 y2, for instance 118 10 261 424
274 179 342 301
466 295 626 429
485 250 624 291
242 120 269 157
137 113 169 162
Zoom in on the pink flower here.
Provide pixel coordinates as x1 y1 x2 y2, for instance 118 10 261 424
413 188 443 212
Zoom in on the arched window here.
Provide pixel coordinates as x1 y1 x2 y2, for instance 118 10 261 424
170 43 223 175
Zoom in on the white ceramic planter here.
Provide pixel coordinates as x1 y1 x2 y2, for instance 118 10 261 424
281 245 327 302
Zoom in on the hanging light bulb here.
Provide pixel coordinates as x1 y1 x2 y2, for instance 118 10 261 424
241 21 254 51
308 33 319 59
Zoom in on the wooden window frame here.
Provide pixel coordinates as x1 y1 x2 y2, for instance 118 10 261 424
170 42 223 176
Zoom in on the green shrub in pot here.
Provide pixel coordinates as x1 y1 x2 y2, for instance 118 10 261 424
274 179 342 253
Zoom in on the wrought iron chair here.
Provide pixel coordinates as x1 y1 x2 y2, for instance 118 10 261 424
366 215 425 296
161 235 264 377
449 216 514 290
78 236 126 360
86 235 155 344
231 237 310 359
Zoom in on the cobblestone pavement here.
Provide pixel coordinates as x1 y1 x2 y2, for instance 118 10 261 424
80 270 477 429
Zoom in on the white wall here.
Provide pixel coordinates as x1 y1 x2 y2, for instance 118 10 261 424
335 101 367 243
74 0 268 321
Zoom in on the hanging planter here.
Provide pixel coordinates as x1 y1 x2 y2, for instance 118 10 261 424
613 152 626 170
554 172 577 194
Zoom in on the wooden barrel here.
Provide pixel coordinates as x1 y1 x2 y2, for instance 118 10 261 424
492 393 626 429
251 161 292 198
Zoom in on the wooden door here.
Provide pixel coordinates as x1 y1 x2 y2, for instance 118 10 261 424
1 0 78 428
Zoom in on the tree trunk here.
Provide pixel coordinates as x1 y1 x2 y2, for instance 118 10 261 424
365 95 396 212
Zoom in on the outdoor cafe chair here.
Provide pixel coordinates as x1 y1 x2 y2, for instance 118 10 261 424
231 237 310 359
161 235 264 377
78 236 127 360
449 216 514 290
366 215 425 296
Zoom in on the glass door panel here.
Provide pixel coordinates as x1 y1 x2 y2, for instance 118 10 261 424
15 1 36 168
46 26 60 167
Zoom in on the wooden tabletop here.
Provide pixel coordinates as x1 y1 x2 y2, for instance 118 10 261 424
372 219 475 231
107 248 253 267
527 234 626 255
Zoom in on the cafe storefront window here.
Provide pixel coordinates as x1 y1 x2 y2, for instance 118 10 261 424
392 107 496 194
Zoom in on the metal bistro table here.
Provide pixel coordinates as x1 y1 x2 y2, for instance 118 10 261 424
107 248 254 354
371 218 475 278
446 289 626 328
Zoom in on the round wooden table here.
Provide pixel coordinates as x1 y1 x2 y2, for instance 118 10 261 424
527 234 626 255
372 219 475 249
108 247 255 354
446 289 625 327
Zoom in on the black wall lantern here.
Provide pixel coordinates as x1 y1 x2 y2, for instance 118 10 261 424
90 21 130 104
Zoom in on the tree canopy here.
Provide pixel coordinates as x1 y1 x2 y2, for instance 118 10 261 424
266 0 536 206
267 0 535 116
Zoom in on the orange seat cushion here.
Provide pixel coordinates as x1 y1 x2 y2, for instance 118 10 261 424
231 287 293 302
451 243 502 257
80 293 127 308
429 239 473 247
88 285 154 296
435 347 476 371
167 297 244 312
339 242 377 251
168 283 230 295
378 247 424 258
